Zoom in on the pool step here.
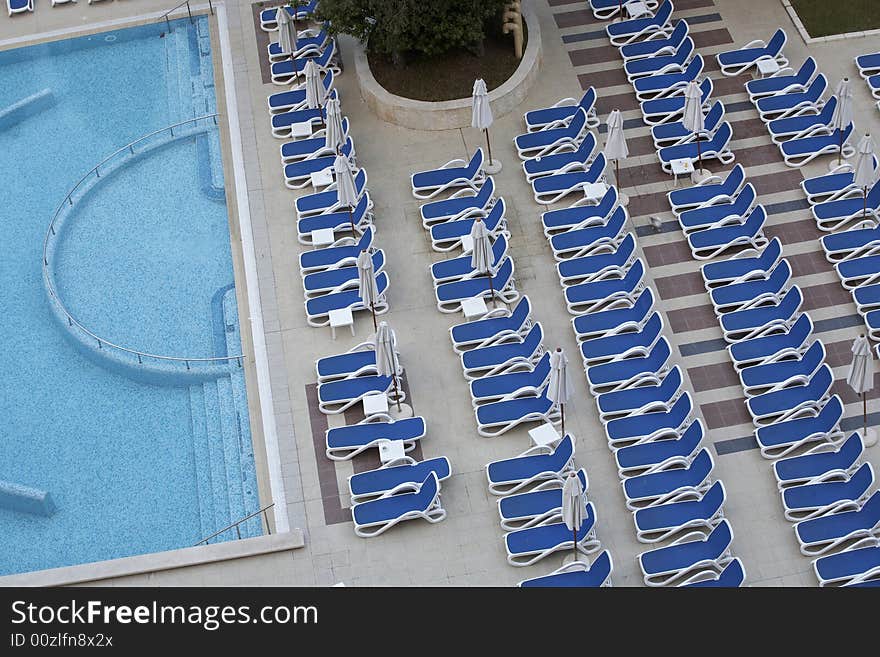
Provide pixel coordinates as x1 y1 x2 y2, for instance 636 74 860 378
216 375 246 533
202 379 232 537
188 384 215 539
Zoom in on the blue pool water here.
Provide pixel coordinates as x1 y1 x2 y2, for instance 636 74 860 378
0 18 261 577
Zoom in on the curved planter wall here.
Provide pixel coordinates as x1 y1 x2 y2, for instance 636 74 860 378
354 5 542 130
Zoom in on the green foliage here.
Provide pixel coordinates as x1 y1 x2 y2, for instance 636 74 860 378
314 0 510 58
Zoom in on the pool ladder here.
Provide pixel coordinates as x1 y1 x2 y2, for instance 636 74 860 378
194 503 275 546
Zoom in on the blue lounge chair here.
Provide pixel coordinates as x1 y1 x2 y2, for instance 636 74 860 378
856 52 880 79
485 434 575 496
746 56 817 101
564 258 644 315
572 286 655 341
325 416 427 461
634 481 726 544
542 185 618 237
622 445 713 509
669 163 747 216
300 227 374 275
717 28 788 77
504 501 600 566
532 152 608 205
580 311 663 367
549 206 627 260
678 182 756 235
523 87 599 133
794 491 880 556
814 544 880 587
585 337 671 395
461 322 544 381
746 364 833 426
411 149 486 200
270 41 339 85
855 283 880 314
755 395 845 460
284 138 355 189
431 234 508 285
605 392 692 449
303 249 385 298
719 280 801 343
869 74 880 100
348 457 452 503
351 473 446 538
739 339 824 397
315 340 380 382
259 0 317 31
557 232 636 287
782 463 875 522
305 271 389 327
296 191 372 244
688 205 768 262
476 391 561 438
280 118 351 164
514 108 589 160
804 160 879 206
652 100 724 149
615 422 706 478
679 558 746 587
638 519 735 587
607 0 673 47
755 73 827 122
7 0 33 14
420 176 495 228
709 259 791 314
430 196 507 253
767 96 836 145
435 257 517 313
773 433 863 490
597 366 683 422
317 374 397 415
518 550 613 587
728 312 813 371
620 19 688 62
268 68 335 114
701 236 782 290
498 469 588 530
449 295 532 353
470 352 552 406
640 77 713 126
814 177 880 232
591 0 660 20
625 37 695 82
295 168 369 219
821 224 880 263
782 124 856 169
632 55 703 102
837 250 880 290
267 28 332 63
659 122 735 174
523 132 597 182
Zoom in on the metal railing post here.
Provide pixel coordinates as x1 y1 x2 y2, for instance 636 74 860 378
186 0 193 24
208 0 214 15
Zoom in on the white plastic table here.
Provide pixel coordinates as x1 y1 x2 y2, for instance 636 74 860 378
363 392 389 417
377 439 405 464
310 167 334 190
625 1 651 18
756 58 780 78
528 423 561 448
329 307 354 340
582 181 608 203
290 121 314 138
461 296 488 320
311 227 335 248
670 158 694 186
460 234 474 254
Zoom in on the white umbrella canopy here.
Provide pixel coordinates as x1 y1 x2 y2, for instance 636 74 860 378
604 109 629 205
333 153 359 234
682 80 707 177
374 320 403 410
848 334 875 443
324 97 345 154
357 249 379 330
469 217 496 305
471 78 499 171
854 134 878 220
561 471 585 563
276 6 296 56
304 58 323 111
831 77 854 166
547 347 573 435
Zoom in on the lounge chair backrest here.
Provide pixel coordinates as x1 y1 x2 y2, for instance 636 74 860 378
690 445 713 479
733 183 757 211
682 55 704 81
817 95 837 123
522 322 544 354
485 197 506 230
702 480 726 513
700 77 714 102
848 462 875 494
550 435 575 471
476 176 495 206
838 432 865 466
709 122 732 149
767 29 787 56
808 364 833 395
510 295 532 328
654 0 673 25
807 74 828 101
796 57 817 85
744 204 767 231
595 185 619 217
357 227 373 251
634 286 655 317
567 107 588 138
492 233 509 263
705 101 725 132
676 37 695 63
533 352 553 381
661 366 683 397
354 168 367 194
580 87 597 114
574 131 597 162
414 472 440 508
818 395 844 429
866 178 880 206
624 258 645 287
322 69 335 93
588 152 607 179
649 336 671 365
800 339 826 371
707 518 733 551
725 164 746 194
467 148 485 178
667 392 692 424
494 256 514 286
669 20 689 47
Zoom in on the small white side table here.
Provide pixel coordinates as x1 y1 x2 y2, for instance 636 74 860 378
625 1 650 18
582 181 608 203
460 234 474 254
528 423 561 448
363 392 389 417
461 296 488 321
755 58 780 79
329 307 354 340
290 121 314 138
670 158 694 186
377 439 406 464
311 227 335 248
310 167 334 191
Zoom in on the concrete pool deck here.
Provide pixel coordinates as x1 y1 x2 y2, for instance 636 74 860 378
2 0 879 586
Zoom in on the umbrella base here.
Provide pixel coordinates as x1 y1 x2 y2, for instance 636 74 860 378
618 191 630 207
690 168 712 184
387 402 414 419
483 160 503 174
562 553 589 566
864 427 878 448
828 158 850 171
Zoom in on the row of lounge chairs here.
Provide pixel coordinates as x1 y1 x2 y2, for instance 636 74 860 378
855 51 880 112
7 0 109 16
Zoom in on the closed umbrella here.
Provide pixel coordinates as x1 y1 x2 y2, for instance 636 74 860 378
333 153 358 234
561 471 585 564
357 249 379 330
847 334 875 445
304 58 324 128
682 79 708 181
604 109 629 206
469 217 496 307
324 97 345 155
375 321 402 412
547 347 573 435
472 78 501 173
853 133 878 220
276 5 296 57
831 77 854 167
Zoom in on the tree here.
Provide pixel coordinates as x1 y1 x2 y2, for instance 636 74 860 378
315 0 509 63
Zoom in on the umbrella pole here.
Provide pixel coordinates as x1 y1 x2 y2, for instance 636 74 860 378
484 128 494 166
348 205 356 235
615 158 620 191
488 272 496 308
561 403 565 436
573 526 577 563
865 188 869 219
838 129 844 166
391 368 402 412
864 391 868 438
696 135 703 173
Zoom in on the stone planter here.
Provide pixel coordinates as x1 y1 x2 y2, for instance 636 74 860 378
353 5 542 130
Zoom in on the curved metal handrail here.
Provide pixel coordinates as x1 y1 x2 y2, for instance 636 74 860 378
42 114 245 369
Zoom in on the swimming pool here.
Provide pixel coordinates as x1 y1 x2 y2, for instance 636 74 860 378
0 17 261 576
